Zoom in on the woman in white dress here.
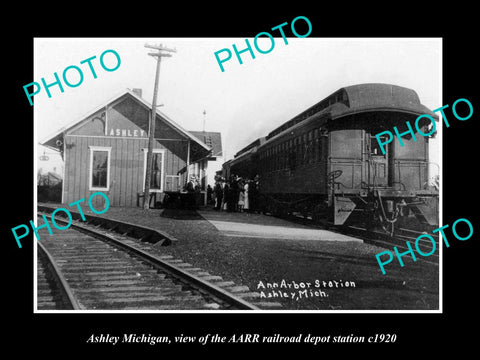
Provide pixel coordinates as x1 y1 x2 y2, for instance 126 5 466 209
237 180 245 212
243 181 250 211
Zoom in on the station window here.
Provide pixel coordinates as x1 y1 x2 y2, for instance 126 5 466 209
89 146 111 191
143 149 165 192
151 152 163 189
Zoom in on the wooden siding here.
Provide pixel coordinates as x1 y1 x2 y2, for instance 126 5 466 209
64 135 188 208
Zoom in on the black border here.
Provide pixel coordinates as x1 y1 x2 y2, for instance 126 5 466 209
6 6 479 354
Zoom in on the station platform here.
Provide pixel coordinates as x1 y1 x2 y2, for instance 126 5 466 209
199 211 362 242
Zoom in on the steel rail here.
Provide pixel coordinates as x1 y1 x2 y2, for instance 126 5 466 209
37 241 83 310
40 214 260 310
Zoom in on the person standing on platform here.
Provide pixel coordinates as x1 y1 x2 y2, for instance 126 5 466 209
250 174 260 213
214 177 223 211
185 175 197 209
244 180 250 212
238 179 245 212
223 179 230 211
229 175 239 212
207 184 213 205
186 175 196 193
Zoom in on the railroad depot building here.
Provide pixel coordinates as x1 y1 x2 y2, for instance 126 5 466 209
41 89 222 208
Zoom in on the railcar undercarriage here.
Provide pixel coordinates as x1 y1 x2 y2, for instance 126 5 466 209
257 187 438 236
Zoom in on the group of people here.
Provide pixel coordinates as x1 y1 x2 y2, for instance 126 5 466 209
211 174 260 212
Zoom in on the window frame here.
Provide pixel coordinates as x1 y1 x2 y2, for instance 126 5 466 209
142 148 166 193
370 135 388 158
88 146 111 191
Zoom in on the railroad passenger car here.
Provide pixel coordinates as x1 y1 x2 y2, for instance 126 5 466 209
224 83 439 234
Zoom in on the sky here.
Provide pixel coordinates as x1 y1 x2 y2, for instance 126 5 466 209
34 37 441 177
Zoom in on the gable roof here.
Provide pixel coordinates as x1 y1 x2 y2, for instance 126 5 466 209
189 131 222 157
40 88 211 152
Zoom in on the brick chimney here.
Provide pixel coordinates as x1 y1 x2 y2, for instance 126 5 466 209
132 88 142 98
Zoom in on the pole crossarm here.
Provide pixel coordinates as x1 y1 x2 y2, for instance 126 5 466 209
148 52 172 58
145 43 177 53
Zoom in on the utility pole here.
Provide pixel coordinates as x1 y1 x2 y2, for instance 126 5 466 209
143 43 176 209
202 110 206 132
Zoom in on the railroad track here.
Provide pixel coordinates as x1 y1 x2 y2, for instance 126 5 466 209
35 214 269 311
37 241 80 310
343 225 439 264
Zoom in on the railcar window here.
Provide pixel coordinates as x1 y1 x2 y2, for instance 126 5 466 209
290 139 297 169
312 139 316 163
287 140 291 169
316 138 321 162
268 149 271 171
274 146 278 170
395 135 426 160
265 150 268 171
308 130 315 163
299 137 304 165
298 137 302 166
272 147 275 171
278 145 281 169
303 135 307 164
270 148 273 171
370 135 387 157
331 130 362 159
274 146 277 170
270 147 274 171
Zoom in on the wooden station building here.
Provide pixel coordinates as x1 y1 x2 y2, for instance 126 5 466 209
41 89 222 208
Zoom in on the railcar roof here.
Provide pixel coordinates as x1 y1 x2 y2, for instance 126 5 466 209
336 83 437 120
262 83 437 145
231 83 438 159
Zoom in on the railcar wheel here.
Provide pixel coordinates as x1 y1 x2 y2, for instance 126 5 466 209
274 205 288 218
312 203 329 227
300 205 309 219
